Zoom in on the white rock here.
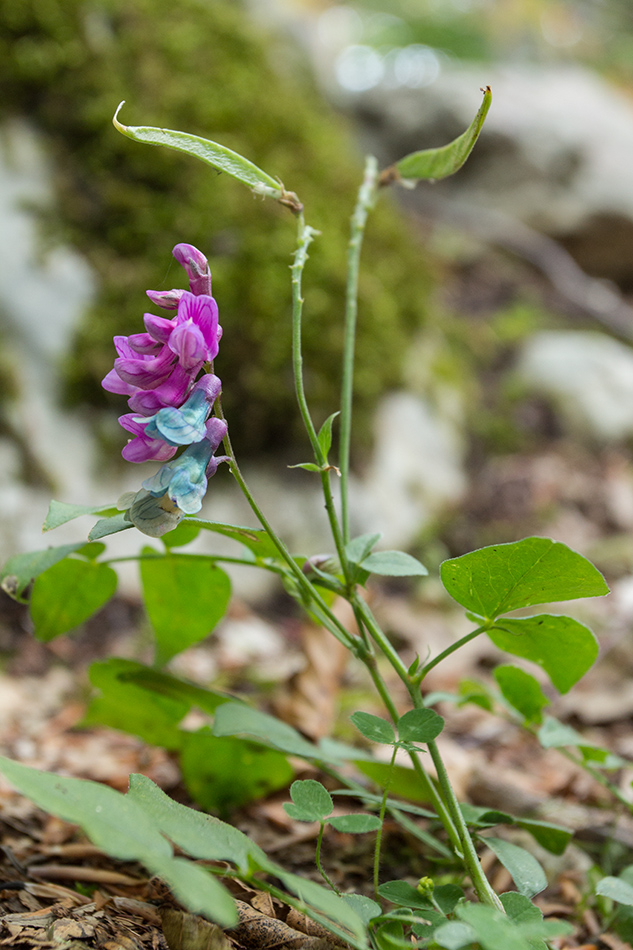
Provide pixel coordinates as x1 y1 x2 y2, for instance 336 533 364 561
517 330 633 441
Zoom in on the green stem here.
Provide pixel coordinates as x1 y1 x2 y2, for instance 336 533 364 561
315 821 341 894
290 213 350 582
414 626 488 684
340 156 379 544
374 744 398 898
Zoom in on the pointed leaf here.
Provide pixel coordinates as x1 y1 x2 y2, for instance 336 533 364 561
395 86 491 182
493 665 549 724
456 903 532 950
89 513 134 540
162 521 202 548
350 711 395 745
188 519 281 560
327 814 382 834
537 715 587 748
30 559 118 641
596 876 633 906
440 537 608 621
43 500 118 531
140 551 231 664
212 702 323 760
127 774 267 873
360 551 428 577
1 542 88 602
345 533 382 566
483 837 547 898
397 708 444 743
377 880 434 911
113 103 282 197
488 615 598 693
318 412 340 460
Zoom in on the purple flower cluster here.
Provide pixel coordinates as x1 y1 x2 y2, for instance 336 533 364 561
103 244 229 528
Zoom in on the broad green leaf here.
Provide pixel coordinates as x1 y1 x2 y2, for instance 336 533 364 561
345 533 382 566
341 894 382 926
212 702 323 760
318 412 339 460
432 921 475 950
494 665 549 724
397 708 444 743
30 559 117 641
456 903 532 950
0 758 238 926
500 892 543 923
351 711 395 745
188 519 281 560
433 885 464 915
395 86 491 182
488 615 598 693
596 876 633 906
89 513 134 540
516 818 572 856
377 880 434 910
113 103 282 197
1 542 88 603
483 837 547 898
116 664 234 716
140 550 231 664
181 730 294 816
360 551 428 577
75 542 107 560
440 537 608 621
284 780 333 822
85 658 189 749
355 761 434 806
43 500 118 531
128 774 266 873
327 814 382 834
162 521 202 548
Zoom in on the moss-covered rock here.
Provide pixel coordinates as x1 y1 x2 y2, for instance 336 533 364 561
0 0 434 455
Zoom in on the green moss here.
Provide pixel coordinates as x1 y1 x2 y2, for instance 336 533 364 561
0 0 434 455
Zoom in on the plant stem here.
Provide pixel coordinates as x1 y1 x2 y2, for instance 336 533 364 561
340 156 379 545
315 822 341 894
374 744 398 898
414 626 488 684
290 213 350 581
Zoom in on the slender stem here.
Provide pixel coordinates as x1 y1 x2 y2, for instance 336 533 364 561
414 626 488 684
315 822 340 894
290 213 350 581
340 156 379 544
374 744 398 898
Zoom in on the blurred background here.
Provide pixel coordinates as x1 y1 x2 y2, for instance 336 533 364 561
3 0 633 586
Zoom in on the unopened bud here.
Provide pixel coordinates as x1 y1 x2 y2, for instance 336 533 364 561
416 877 434 897
146 288 185 310
173 243 212 296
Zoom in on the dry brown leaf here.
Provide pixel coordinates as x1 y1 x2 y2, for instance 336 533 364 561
29 866 143 886
161 908 231 950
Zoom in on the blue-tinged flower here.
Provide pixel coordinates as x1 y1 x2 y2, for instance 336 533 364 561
142 418 228 514
137 374 221 446
118 489 184 538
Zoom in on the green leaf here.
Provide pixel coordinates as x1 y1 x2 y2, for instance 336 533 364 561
284 779 333 822
288 462 322 472
84 659 189 749
360 551 428 577
488 615 598 693
440 537 608 621
212 702 323 760
161 521 202 548
89 513 134 540
516 818 572 856
456 903 531 950
433 885 464 915
188 520 281 561
140 551 231 664
432 921 475 950
377 880 434 911
181 730 294 816
327 814 382 834
345 533 382 566
127 773 266 873
537 715 585 748
0 757 237 927
113 103 283 198
355 761 435 806
397 708 444 743
483 837 547 898
1 542 89 603
43 500 118 531
341 894 382 926
350 711 395 745
500 892 543 923
30 559 118 641
318 412 340 460
494 665 549 724
596 876 633 906
395 86 491 182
